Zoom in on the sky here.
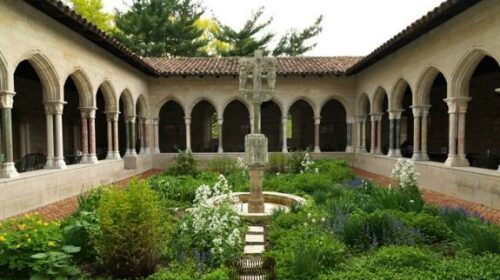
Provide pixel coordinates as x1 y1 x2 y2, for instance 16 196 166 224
102 0 445 56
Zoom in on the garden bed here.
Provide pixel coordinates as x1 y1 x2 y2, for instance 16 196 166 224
1 151 499 279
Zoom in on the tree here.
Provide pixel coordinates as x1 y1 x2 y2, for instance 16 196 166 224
216 7 323 57
66 0 115 33
194 18 231 56
273 16 323 56
216 7 274 57
114 0 207 57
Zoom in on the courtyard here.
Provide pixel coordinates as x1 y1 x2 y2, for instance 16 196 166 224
0 0 499 279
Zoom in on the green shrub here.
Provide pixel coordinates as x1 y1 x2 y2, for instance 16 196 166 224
438 207 471 228
202 266 230 280
369 246 438 269
94 180 167 278
268 153 287 173
454 221 500 255
287 150 308 174
315 159 353 182
364 183 424 213
146 261 197 280
167 150 199 176
0 214 80 279
392 211 452 243
206 156 238 175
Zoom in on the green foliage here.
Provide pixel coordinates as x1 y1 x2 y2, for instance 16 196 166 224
167 150 200 176
67 0 115 33
454 221 500 255
94 180 167 278
0 215 80 279
202 266 230 280
114 0 207 57
272 15 323 56
206 156 238 175
368 246 438 270
394 211 452 243
287 150 308 174
267 153 287 173
147 261 197 280
361 181 425 212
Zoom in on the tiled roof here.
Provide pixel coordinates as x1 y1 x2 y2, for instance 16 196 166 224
145 56 363 76
23 0 482 77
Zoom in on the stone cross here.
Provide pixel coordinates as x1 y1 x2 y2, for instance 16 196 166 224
239 50 277 134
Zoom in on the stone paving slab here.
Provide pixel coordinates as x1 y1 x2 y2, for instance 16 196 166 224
244 244 265 254
352 168 500 224
245 234 264 243
247 226 264 233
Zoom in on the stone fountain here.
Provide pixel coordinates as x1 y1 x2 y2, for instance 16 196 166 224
234 50 304 219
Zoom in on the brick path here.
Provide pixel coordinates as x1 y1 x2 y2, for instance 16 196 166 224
11 169 163 221
352 168 500 224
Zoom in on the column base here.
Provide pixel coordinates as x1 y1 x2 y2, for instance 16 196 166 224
497 165 500 172
444 156 470 167
281 147 288 153
87 154 99 164
45 158 54 169
420 153 429 161
218 147 224 153
387 149 402 158
140 148 147 154
345 146 354 153
154 148 161 154
106 151 114 160
412 152 421 161
52 158 67 169
1 162 19 178
113 151 121 160
314 146 321 153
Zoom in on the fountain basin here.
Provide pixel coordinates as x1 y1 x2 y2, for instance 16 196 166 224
232 192 305 222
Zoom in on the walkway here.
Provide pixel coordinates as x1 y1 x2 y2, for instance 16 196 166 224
352 168 500 224
10 169 163 221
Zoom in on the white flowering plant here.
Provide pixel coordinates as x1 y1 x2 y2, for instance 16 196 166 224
289 150 319 174
391 159 419 189
177 175 243 266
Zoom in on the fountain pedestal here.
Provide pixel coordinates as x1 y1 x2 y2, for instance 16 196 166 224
244 134 268 213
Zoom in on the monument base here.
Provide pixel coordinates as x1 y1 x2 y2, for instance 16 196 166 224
248 165 265 213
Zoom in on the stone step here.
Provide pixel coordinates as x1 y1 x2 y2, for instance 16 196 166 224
244 244 265 255
247 226 264 234
245 234 264 244
240 275 265 280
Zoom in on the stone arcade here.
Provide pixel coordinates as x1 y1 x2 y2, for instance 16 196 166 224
0 0 499 220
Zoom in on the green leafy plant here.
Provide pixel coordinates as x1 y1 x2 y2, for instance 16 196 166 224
206 156 239 175
268 153 287 173
30 245 81 279
454 221 500 255
167 150 199 176
94 179 167 278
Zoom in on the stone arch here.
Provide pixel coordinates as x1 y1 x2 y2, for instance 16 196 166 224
390 78 412 110
189 97 220 117
155 96 186 118
356 93 370 116
415 66 447 106
222 100 250 152
286 96 317 116
371 87 388 113
119 89 135 117
96 80 118 111
14 51 60 101
288 99 315 151
319 95 351 117
0 49 8 91
64 68 93 108
159 100 186 152
320 98 347 151
221 96 251 116
452 48 500 98
261 100 282 151
191 100 218 152
136 95 148 118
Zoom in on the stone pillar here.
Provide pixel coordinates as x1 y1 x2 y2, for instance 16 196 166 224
53 106 66 169
124 117 130 155
217 117 224 153
376 115 383 155
126 116 137 156
314 116 321 153
153 118 160 153
345 117 354 152
80 110 89 163
361 117 367 153
387 110 402 157
411 106 422 160
106 114 113 160
112 113 120 159
185 116 191 152
420 106 431 161
370 114 376 154
140 118 147 154
87 109 98 163
281 117 288 153
444 97 470 167
0 90 19 178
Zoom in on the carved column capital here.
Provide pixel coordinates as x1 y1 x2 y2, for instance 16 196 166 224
314 116 321 125
125 115 136 123
217 117 224 125
44 100 65 115
79 106 97 118
184 116 191 125
387 110 404 120
410 106 423 117
106 111 120 121
370 113 383 122
0 90 16 108
444 97 471 113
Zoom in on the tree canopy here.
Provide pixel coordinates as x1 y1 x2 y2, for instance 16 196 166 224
66 0 115 33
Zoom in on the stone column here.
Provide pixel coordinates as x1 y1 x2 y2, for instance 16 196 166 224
53 102 66 169
124 117 130 155
361 117 367 153
420 106 431 161
105 113 113 159
370 114 376 154
388 110 402 157
87 109 98 163
44 107 55 168
444 97 470 167
153 118 160 153
80 110 89 163
185 116 191 152
217 117 224 153
281 117 288 153
314 116 321 153
126 116 137 156
112 113 120 159
345 117 354 152
140 118 147 154
375 115 383 155
0 90 19 178
411 106 422 160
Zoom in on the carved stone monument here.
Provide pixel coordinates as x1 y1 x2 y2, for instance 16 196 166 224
239 50 277 213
